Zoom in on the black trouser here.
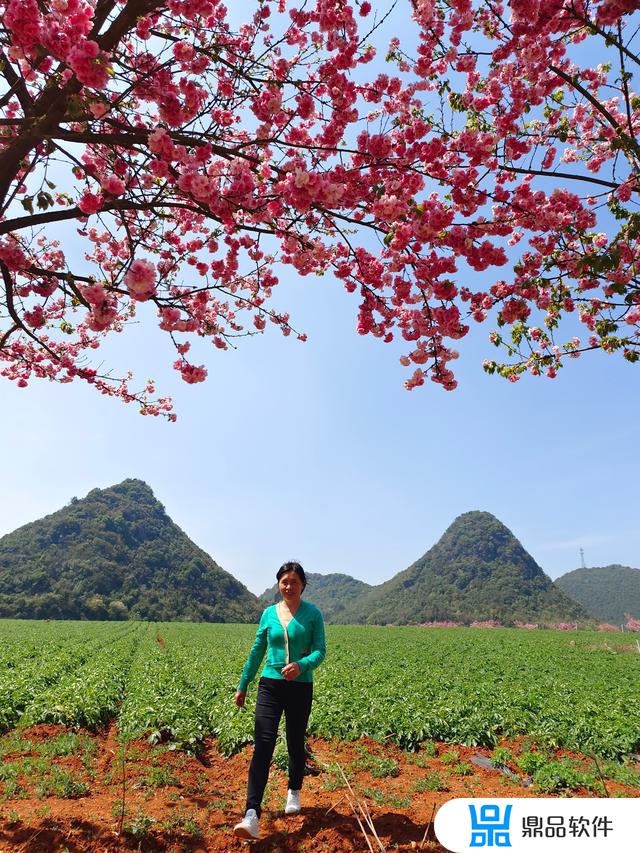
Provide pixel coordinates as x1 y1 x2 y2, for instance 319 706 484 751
245 677 313 817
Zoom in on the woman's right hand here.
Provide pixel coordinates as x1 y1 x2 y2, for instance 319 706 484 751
235 690 246 708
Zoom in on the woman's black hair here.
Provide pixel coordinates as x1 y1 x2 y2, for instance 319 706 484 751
276 561 307 591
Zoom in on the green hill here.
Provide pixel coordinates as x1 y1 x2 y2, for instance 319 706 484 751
341 511 593 626
0 479 262 622
555 564 640 624
260 572 372 623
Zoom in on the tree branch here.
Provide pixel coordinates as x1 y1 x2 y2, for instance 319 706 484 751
94 0 163 52
0 49 34 112
567 3 640 69
503 165 618 190
0 322 19 350
48 126 246 165
617 20 638 152
0 260 60 360
550 63 640 162
90 0 121 38
0 196 280 237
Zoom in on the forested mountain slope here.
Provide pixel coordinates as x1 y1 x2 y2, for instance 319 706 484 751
0 479 262 622
556 564 640 624
340 512 592 626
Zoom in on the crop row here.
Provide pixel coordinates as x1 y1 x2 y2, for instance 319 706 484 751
1 621 638 758
21 624 146 729
312 628 640 757
0 621 140 731
117 623 254 752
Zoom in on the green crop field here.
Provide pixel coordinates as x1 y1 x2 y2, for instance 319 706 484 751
0 620 638 759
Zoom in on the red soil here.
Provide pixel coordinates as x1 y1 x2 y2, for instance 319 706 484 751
0 726 636 852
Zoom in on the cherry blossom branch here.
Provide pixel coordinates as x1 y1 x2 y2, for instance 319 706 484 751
567 4 640 68
503 166 619 190
0 49 33 111
93 0 160 51
1 261 59 360
0 322 19 350
0 199 280 236
1 0 639 406
617 20 638 152
550 64 640 162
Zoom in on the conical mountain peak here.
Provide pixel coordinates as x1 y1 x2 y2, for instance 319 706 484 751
426 510 545 584
339 511 591 625
0 480 261 622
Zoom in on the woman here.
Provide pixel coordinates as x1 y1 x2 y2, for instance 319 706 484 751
233 561 326 840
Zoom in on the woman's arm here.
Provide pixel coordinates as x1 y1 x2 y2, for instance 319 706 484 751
296 609 326 675
237 610 269 692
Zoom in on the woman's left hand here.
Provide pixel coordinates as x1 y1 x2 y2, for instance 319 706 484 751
281 662 301 681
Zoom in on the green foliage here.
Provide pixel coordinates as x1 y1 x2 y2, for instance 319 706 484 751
0 620 638 762
414 772 448 792
490 747 516 768
35 732 86 757
0 480 262 623
520 756 599 794
368 756 400 778
361 786 388 805
162 807 203 838
272 733 289 771
21 625 142 729
601 760 640 788
142 765 179 789
0 732 34 757
312 626 640 758
124 808 157 840
418 741 438 759
0 762 26 799
36 766 90 799
322 765 345 792
0 752 88 801
0 620 134 731
556 565 640 624
351 746 399 777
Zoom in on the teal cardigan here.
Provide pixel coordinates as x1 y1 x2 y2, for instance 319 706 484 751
238 600 326 692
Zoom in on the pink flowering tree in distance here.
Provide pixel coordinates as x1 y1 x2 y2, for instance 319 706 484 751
1 0 639 418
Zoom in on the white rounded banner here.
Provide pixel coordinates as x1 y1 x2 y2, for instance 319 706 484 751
434 798 640 853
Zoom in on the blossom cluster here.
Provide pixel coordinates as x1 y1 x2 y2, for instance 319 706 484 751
0 0 639 414
624 614 640 632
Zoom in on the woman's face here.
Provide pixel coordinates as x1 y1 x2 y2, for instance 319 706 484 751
278 570 303 601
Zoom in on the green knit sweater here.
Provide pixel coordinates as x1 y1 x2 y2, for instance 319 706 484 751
238 600 326 692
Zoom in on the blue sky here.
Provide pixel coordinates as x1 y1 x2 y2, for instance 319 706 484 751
1 3 638 596
1 264 638 595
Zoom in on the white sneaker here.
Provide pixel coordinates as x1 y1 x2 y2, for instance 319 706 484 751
233 808 260 839
285 789 301 815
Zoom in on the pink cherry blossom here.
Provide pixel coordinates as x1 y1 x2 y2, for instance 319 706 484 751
68 40 110 89
77 192 104 214
100 176 126 196
174 360 207 383
124 259 157 301
23 305 46 328
0 0 638 418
